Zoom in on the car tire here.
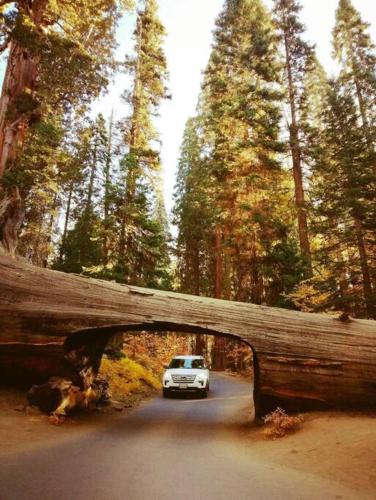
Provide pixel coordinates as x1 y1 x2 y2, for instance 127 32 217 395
163 388 170 398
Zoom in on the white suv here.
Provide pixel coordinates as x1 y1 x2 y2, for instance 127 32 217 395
162 355 210 398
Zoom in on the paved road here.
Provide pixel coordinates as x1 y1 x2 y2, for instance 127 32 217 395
0 374 356 500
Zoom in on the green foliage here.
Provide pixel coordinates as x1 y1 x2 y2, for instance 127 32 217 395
113 0 171 287
174 0 302 306
58 211 103 274
304 80 376 317
55 114 112 274
49 1 172 289
5 0 375 323
333 0 376 145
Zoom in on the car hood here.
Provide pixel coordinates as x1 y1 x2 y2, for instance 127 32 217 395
165 368 208 376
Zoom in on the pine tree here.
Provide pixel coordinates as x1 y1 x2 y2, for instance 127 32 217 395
333 0 376 146
299 56 330 152
102 110 117 267
175 0 305 309
17 115 67 266
57 114 109 274
173 0 305 369
273 0 316 274
116 0 170 286
0 0 133 254
310 81 376 318
201 0 294 307
173 117 213 296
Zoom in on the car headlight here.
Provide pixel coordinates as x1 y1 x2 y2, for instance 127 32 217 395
163 372 172 381
197 375 207 382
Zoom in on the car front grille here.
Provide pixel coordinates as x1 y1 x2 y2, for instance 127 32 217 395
172 374 196 384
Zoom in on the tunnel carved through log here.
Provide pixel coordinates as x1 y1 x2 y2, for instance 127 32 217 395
0 255 375 417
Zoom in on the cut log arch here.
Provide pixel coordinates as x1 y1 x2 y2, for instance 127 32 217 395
0 255 375 417
62 322 260 414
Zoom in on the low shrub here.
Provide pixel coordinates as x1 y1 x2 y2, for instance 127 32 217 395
100 357 161 402
262 407 303 439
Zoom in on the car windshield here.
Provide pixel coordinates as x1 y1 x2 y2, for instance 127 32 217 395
168 358 205 369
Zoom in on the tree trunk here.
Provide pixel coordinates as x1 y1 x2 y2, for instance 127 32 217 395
0 1 48 254
214 227 222 299
103 111 114 265
118 16 143 277
59 182 73 263
250 240 263 305
354 217 374 318
283 33 312 274
0 185 24 256
194 334 205 356
85 144 97 214
190 243 206 355
192 244 200 296
213 227 226 370
0 256 375 417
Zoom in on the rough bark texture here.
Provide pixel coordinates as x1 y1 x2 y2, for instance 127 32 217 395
0 1 48 254
0 255 375 418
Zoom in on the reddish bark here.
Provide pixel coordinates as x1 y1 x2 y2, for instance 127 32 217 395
214 227 222 299
1 256 376 417
0 1 48 254
213 227 226 370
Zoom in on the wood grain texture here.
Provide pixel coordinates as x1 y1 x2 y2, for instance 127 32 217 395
0 255 375 416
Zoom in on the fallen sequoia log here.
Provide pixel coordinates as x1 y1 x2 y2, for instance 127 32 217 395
0 255 375 418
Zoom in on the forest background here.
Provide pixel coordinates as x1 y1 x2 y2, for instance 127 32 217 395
0 0 375 376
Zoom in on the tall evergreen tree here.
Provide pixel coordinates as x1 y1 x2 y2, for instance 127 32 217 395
273 0 315 274
0 0 132 255
200 0 298 307
102 111 117 266
17 115 67 266
310 82 376 318
174 0 305 368
173 117 213 296
116 0 170 286
57 114 109 274
333 0 376 146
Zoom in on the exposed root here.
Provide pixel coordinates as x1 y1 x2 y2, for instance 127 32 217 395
28 376 110 418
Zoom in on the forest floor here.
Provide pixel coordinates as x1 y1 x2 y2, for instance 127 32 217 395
236 407 376 498
0 378 375 498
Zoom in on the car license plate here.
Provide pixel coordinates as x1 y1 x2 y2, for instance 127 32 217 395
179 384 188 389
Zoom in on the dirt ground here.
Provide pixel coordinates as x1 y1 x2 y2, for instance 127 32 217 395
1 386 375 498
237 409 376 499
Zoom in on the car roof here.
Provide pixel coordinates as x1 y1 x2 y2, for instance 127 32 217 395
173 355 203 359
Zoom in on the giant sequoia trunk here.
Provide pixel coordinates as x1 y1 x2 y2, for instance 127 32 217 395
0 2 47 255
0 41 38 255
0 256 375 417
